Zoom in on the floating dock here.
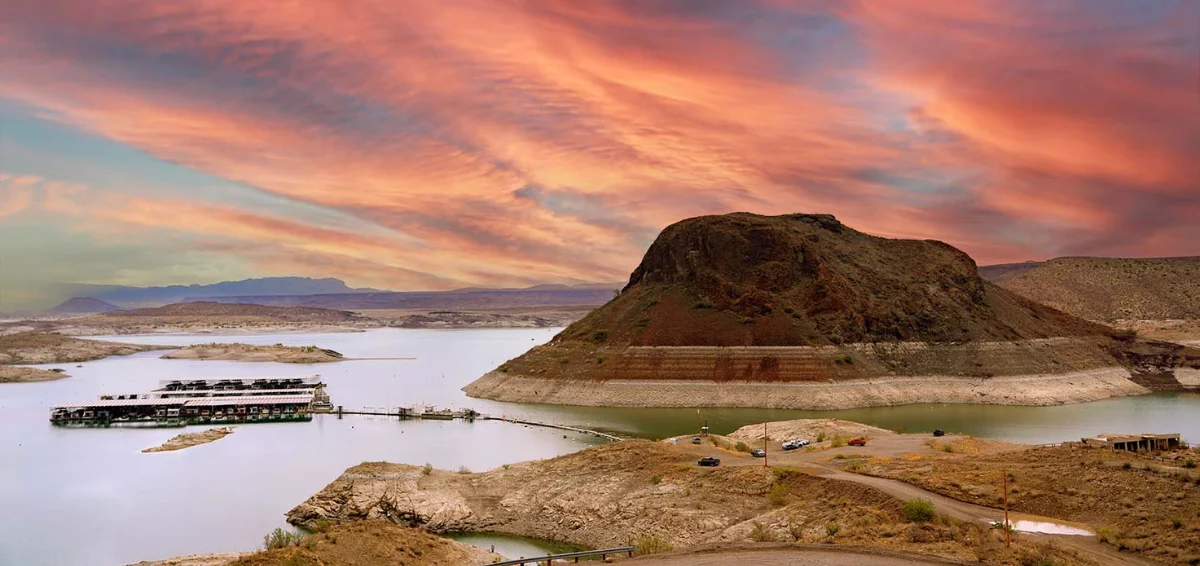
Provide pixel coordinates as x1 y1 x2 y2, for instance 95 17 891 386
50 375 328 428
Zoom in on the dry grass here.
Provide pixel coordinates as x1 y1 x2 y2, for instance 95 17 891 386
855 444 1200 563
228 521 494 566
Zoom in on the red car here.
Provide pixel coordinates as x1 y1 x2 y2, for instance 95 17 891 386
848 437 867 446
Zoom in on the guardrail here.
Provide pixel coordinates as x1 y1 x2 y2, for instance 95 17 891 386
480 546 635 565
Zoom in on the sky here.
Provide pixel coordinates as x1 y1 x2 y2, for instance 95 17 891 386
1 0 1197 308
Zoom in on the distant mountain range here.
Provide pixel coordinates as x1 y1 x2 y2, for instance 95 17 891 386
42 277 623 312
54 277 383 307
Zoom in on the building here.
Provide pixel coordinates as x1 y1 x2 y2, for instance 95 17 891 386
1081 433 1182 452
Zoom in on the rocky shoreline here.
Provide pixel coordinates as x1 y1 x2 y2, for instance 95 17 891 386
143 428 235 453
0 366 69 383
161 343 344 363
464 366 1148 409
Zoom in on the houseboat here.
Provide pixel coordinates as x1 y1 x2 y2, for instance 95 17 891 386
50 376 328 428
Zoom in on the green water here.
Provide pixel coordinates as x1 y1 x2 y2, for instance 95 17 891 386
514 392 1200 445
449 533 586 560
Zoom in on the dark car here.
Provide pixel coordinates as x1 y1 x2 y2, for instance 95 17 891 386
698 456 720 467
848 437 867 446
692 436 702 444
933 429 945 437
750 448 766 458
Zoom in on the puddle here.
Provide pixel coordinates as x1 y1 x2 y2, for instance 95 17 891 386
1009 520 1094 536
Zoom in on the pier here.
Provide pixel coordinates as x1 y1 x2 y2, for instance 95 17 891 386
51 375 622 441
329 405 623 442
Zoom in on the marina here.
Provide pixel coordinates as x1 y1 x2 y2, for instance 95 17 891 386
50 375 329 427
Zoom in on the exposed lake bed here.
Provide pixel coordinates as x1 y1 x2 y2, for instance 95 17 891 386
2 328 1199 565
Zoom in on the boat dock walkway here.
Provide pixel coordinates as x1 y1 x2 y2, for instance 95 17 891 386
327 405 623 442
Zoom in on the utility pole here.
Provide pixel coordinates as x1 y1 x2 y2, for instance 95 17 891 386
1003 469 1011 547
763 421 769 467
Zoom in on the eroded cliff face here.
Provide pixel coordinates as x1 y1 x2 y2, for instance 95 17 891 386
286 441 910 552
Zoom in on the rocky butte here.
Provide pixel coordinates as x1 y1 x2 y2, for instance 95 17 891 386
464 213 1200 408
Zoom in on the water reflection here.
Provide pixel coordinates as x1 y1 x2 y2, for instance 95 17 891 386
3 328 1196 565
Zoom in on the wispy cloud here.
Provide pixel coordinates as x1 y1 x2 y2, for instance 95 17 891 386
0 0 1194 299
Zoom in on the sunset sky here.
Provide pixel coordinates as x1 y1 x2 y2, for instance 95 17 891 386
1 0 1197 307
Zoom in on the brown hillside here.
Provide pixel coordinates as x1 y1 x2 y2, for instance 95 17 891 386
993 256 1200 323
572 213 1105 347
465 213 1200 408
977 261 1044 282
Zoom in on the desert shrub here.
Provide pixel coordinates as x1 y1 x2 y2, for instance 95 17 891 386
1184 460 1196 469
767 482 787 506
830 435 846 448
650 475 662 485
501 463 511 470
1171 518 1183 529
558 357 570 364
263 527 305 550
825 522 840 537
842 355 854 364
310 519 334 534
816 431 827 443
942 443 956 453
632 533 672 555
457 465 470 474
1123 462 1132 469
676 465 691 472
592 330 609 343
902 498 935 522
735 441 749 452
422 463 433 475
749 522 774 542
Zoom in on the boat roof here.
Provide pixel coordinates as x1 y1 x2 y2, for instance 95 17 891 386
53 394 314 410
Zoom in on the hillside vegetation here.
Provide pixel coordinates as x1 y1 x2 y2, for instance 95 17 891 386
989 257 1200 323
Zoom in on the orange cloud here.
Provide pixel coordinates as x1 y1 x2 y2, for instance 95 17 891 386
0 0 1195 293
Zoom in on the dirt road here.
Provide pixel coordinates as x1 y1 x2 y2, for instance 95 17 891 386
625 543 967 565
668 434 1155 566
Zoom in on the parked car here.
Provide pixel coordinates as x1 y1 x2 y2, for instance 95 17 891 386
933 429 945 437
782 439 810 450
848 437 867 446
692 436 703 444
750 448 766 457
698 456 720 467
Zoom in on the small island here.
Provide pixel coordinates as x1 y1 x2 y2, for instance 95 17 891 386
161 343 344 363
143 427 235 453
0 366 69 383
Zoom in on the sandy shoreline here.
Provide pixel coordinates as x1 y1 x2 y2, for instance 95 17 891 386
161 343 344 363
0 366 70 383
143 428 235 453
464 366 1149 409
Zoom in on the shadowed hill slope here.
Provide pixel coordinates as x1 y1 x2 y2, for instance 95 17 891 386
987 256 1200 323
46 297 121 315
465 213 1199 409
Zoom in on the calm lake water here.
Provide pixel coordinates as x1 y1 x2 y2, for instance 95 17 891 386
2 328 1198 565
